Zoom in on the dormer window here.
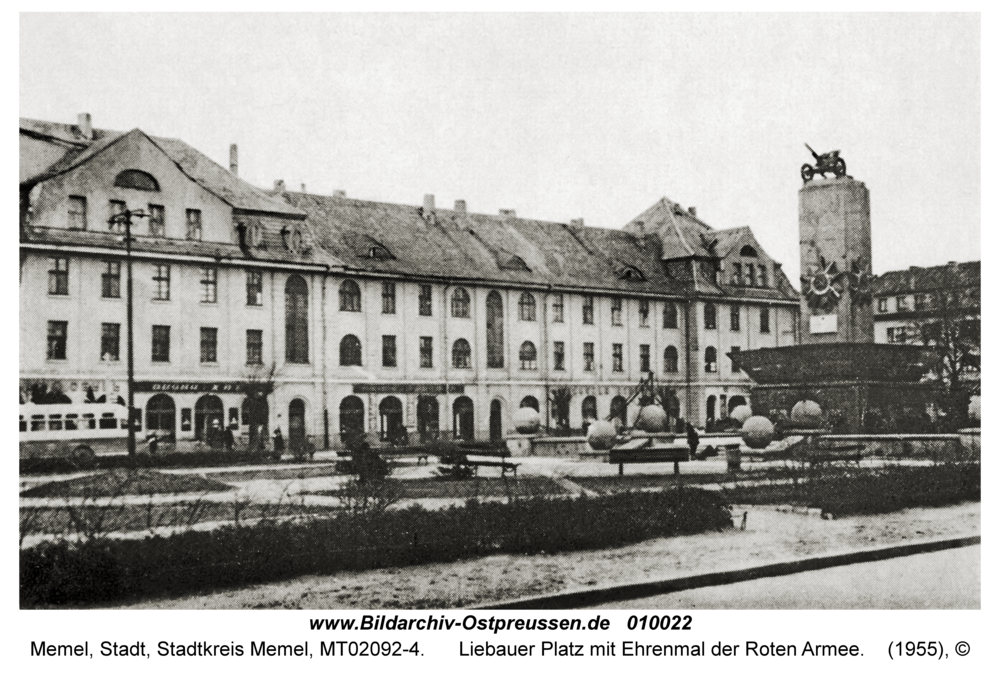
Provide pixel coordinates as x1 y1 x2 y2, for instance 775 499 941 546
114 170 160 192
497 251 530 272
368 244 394 260
740 245 758 257
616 264 645 281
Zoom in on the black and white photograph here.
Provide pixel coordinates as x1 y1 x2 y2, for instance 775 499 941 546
18 10 980 629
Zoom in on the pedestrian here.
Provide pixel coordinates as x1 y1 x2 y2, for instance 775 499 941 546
147 433 159 456
686 422 700 460
223 423 235 453
272 428 285 461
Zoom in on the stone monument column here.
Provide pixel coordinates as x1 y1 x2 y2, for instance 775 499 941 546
798 176 874 344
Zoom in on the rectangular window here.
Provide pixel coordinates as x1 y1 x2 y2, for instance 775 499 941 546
246 329 263 365
67 196 87 229
153 264 171 301
730 304 740 331
418 285 432 316
663 302 678 329
200 327 218 363
611 297 623 326
48 257 69 295
47 321 67 360
148 204 166 237
731 346 741 373
583 342 595 371
100 322 120 361
638 299 649 327
108 200 126 233
747 265 757 287
582 296 594 325
552 294 564 323
732 263 742 286
200 267 218 303
639 344 650 372
705 303 717 330
152 325 170 362
383 335 397 367
246 270 263 306
914 293 927 311
553 341 565 371
101 261 121 298
877 297 888 313
419 336 433 368
896 295 908 312
758 264 768 288
186 209 202 240
760 306 771 333
382 281 396 314
612 343 623 372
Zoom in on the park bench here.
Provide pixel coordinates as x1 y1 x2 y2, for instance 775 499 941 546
800 443 865 465
443 446 520 478
608 437 689 475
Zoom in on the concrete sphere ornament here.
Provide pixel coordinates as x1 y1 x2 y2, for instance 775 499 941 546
512 407 541 434
587 420 618 451
741 416 775 449
635 405 668 433
730 405 752 425
790 400 824 429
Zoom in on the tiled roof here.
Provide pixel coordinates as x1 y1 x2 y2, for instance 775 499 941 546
20 118 302 218
873 261 980 296
622 197 717 259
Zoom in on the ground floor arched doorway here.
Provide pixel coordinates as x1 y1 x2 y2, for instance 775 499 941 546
145 393 176 435
195 394 225 446
379 396 404 443
289 399 307 451
242 395 269 449
339 396 365 444
728 395 747 413
611 395 627 426
417 396 439 441
454 396 474 441
489 399 503 442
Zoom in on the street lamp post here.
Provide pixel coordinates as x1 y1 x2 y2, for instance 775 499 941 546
108 208 147 460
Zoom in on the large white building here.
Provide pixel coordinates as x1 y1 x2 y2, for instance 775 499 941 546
20 114 800 450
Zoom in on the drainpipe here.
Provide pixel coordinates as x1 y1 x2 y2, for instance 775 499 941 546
321 265 330 448
542 284 551 431
684 298 693 430
441 280 452 442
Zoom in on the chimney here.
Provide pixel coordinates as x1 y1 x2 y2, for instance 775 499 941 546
688 206 697 217
499 209 516 217
274 179 285 193
569 218 584 228
229 144 238 175
77 113 93 141
332 190 346 198
634 220 645 238
454 199 467 214
301 183 307 193
423 194 435 213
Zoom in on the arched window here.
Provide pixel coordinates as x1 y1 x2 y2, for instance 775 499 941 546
145 394 175 433
339 279 361 312
339 396 365 440
663 345 679 373
611 395 627 425
194 394 224 442
379 396 404 442
520 396 539 411
451 287 471 318
241 394 269 444
519 341 537 370
285 275 309 363
740 245 758 257
486 290 504 368
453 396 474 441
340 334 362 366
663 302 678 329
582 396 598 424
452 338 472 368
706 395 717 424
518 292 536 321
705 346 717 373
704 303 717 330
114 169 160 191
728 395 747 413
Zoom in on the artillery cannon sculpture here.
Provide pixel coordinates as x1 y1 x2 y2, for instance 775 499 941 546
801 143 847 182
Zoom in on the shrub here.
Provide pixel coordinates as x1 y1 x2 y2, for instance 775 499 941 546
20 488 731 607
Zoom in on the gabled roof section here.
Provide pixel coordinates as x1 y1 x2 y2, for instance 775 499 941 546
622 197 717 260
20 117 302 218
873 261 980 297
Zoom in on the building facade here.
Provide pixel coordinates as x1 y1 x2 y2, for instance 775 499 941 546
20 114 799 450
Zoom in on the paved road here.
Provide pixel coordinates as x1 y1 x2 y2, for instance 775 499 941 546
600 545 980 609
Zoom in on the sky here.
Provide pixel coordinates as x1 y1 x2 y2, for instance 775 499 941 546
19 13 981 282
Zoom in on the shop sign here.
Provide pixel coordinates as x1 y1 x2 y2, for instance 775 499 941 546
353 383 465 395
134 381 243 393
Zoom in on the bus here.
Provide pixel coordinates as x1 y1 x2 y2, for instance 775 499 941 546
19 403 132 464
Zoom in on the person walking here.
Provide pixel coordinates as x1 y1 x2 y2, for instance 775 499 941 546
686 422 700 460
272 428 285 461
223 423 235 453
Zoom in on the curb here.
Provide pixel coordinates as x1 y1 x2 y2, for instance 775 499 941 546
473 535 981 610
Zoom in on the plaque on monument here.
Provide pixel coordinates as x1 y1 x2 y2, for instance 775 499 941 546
809 314 837 334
